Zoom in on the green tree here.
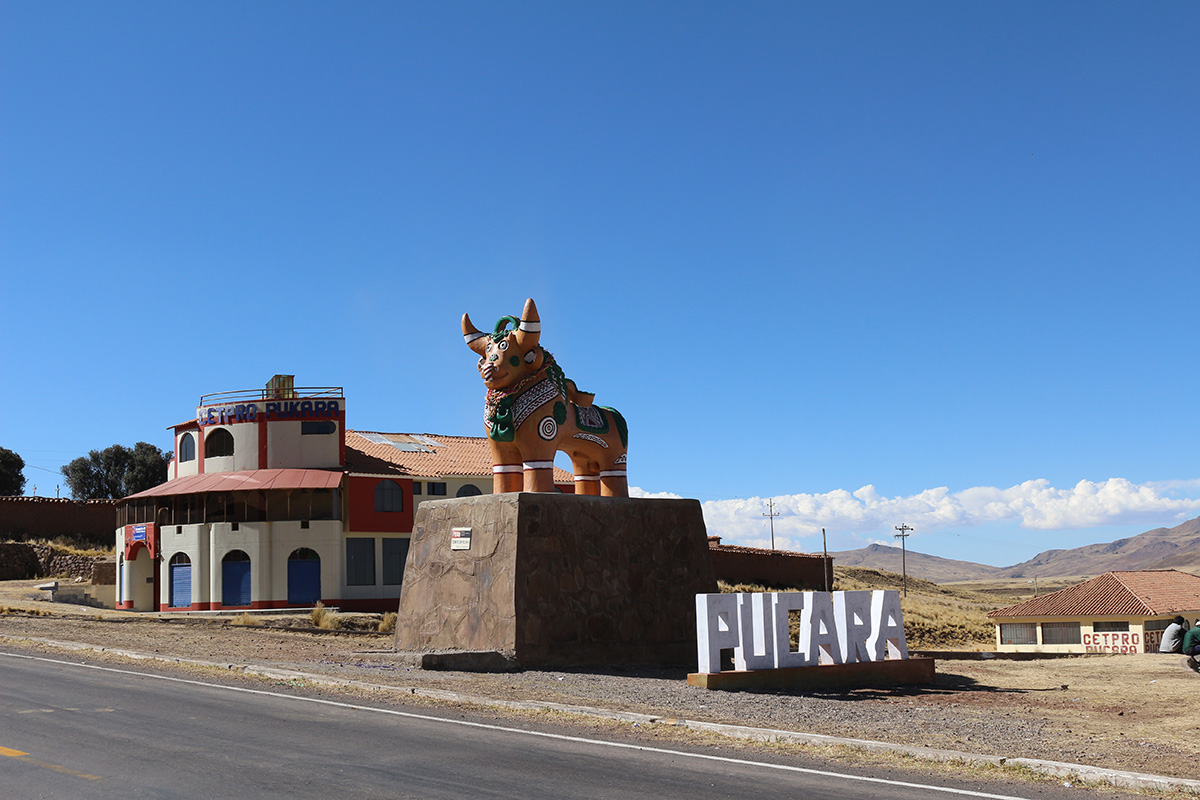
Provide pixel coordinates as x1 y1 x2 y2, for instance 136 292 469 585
0 446 26 496
62 442 170 500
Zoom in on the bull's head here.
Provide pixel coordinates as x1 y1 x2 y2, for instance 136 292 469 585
462 297 546 391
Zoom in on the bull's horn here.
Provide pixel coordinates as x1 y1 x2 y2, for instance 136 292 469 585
462 313 488 355
514 297 541 351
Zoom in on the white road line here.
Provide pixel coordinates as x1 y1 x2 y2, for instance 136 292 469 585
0 651 1031 800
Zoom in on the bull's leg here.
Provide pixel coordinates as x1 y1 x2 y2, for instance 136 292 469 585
571 457 601 496
493 465 523 493
518 442 558 493
523 460 557 492
490 442 524 493
599 465 628 497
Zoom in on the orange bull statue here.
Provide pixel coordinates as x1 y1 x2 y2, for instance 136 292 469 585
462 298 629 496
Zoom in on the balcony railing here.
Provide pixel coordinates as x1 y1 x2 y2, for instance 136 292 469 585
199 386 344 405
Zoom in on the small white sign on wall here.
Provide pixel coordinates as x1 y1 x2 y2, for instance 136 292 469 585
450 527 472 551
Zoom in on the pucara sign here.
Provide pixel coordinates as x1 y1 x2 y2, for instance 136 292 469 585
695 590 909 674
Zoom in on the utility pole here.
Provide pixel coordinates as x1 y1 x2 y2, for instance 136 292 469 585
762 498 779 550
894 523 913 597
822 527 830 593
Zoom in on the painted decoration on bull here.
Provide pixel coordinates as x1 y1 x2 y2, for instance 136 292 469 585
462 298 629 496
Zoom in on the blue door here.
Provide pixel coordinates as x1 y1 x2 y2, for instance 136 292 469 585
288 549 321 605
222 551 252 607
169 558 191 608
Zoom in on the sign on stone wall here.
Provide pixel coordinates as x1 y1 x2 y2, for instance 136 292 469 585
695 590 909 673
450 527 472 551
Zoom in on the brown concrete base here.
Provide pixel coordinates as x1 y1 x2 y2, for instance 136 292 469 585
687 657 936 691
396 493 717 668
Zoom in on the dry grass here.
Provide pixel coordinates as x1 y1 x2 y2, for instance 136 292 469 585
309 601 342 630
0 605 52 617
377 611 397 634
45 537 112 557
229 612 263 627
719 566 1006 650
13 537 113 557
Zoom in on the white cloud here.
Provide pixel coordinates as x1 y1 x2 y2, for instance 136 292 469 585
629 486 683 500
700 478 1200 548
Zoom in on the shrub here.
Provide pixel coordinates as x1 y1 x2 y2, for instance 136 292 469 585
378 611 397 634
230 612 262 627
310 601 342 630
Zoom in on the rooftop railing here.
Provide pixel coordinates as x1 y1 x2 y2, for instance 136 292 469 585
198 386 344 405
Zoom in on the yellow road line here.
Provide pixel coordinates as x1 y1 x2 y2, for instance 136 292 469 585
0 745 100 780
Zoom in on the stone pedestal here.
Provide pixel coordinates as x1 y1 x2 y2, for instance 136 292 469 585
395 493 717 667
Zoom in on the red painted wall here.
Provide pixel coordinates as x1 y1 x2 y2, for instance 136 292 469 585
709 544 834 591
346 475 413 533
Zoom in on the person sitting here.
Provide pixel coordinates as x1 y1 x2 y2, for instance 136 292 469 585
1183 620 1200 673
1160 616 1188 654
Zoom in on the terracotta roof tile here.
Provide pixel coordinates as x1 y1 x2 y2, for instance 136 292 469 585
987 570 1200 619
124 469 343 499
345 431 573 484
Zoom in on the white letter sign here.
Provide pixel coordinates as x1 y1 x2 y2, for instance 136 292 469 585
695 590 909 674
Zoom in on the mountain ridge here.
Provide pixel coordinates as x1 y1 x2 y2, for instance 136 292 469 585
828 515 1200 583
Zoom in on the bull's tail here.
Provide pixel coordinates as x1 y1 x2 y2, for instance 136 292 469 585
565 378 595 406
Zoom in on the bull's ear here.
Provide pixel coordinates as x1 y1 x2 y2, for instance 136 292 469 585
515 298 541 350
462 313 489 355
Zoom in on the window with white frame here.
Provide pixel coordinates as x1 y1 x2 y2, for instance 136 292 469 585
999 623 1037 645
1041 621 1081 645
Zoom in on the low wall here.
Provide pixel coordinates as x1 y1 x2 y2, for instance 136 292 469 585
0 496 117 547
0 542 108 581
709 538 834 590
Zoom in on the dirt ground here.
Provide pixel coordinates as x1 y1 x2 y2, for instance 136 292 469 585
3 579 1199 784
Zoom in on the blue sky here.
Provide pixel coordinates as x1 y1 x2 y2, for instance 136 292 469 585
3 2 1198 568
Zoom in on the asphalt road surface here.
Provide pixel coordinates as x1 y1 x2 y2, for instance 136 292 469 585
0 649 1095 800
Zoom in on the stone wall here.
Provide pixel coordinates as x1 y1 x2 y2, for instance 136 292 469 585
396 493 717 667
0 496 117 547
0 542 42 581
708 537 834 590
0 542 109 582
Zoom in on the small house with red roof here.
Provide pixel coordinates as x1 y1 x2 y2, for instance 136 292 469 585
987 569 1200 653
115 376 572 613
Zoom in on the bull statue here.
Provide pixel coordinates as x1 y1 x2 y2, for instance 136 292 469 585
462 298 628 496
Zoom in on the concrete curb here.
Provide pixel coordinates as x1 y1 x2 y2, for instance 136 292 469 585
5 635 1199 796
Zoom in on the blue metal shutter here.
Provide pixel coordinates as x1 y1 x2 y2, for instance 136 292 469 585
170 563 191 608
288 558 321 605
222 560 252 606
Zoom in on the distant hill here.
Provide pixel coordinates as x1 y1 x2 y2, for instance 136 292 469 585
830 515 1200 583
829 543 1004 583
995 515 1200 579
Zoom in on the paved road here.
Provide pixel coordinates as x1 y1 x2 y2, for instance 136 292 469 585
0 650 1078 799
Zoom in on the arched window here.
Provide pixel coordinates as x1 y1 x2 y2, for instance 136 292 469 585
179 432 196 463
205 428 235 458
374 479 404 512
456 484 482 497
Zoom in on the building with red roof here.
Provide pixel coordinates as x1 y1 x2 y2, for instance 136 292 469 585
986 569 1200 653
115 376 572 613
